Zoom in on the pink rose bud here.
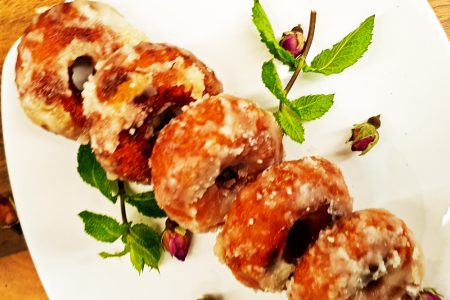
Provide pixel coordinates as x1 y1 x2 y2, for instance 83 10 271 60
161 219 192 261
348 115 381 155
417 288 444 300
0 195 18 228
279 25 305 57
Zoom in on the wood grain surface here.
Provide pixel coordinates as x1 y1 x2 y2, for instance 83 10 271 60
0 251 47 300
0 0 448 299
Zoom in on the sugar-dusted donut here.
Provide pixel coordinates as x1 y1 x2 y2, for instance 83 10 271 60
151 94 284 232
15 0 146 142
288 209 424 300
83 42 223 183
215 157 352 292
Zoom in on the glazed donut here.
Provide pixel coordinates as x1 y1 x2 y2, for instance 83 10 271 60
83 42 223 183
288 209 424 300
151 94 283 233
15 0 146 142
214 157 352 292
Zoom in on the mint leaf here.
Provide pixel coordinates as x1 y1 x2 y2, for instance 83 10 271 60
252 0 298 69
78 211 126 243
129 242 144 272
261 60 302 116
261 60 286 101
125 191 166 218
77 144 118 203
127 224 161 272
274 110 305 143
99 245 129 258
291 94 334 121
306 15 375 75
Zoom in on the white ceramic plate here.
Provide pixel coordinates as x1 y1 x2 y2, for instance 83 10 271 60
2 0 450 299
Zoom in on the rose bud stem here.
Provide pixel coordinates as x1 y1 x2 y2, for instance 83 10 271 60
280 10 317 112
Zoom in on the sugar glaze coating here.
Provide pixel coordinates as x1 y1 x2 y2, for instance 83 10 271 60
215 157 353 291
151 94 283 232
288 209 424 300
15 0 146 142
83 42 222 183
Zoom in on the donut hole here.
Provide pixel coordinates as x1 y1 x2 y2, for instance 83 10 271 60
215 166 239 189
283 206 333 264
361 275 389 298
68 56 95 94
360 262 392 296
365 276 383 291
151 106 182 134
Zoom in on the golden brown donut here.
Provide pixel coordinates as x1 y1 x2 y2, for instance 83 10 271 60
15 0 146 142
288 209 424 300
83 42 223 183
151 94 283 233
215 157 352 292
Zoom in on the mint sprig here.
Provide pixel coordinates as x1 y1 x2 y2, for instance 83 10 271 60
253 0 374 144
79 209 162 272
262 60 334 142
77 144 118 203
77 145 165 272
305 15 375 75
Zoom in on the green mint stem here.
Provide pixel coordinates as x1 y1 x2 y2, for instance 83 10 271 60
280 10 317 111
118 181 128 224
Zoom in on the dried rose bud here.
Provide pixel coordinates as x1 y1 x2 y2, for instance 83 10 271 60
348 115 381 155
279 25 305 57
0 195 18 228
417 288 444 300
161 218 192 261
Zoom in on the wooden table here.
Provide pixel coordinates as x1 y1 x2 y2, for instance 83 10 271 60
0 0 449 299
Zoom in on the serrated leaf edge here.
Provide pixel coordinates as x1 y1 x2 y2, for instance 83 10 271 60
78 211 125 243
291 94 335 121
308 15 375 74
275 110 305 143
127 225 161 271
77 145 118 203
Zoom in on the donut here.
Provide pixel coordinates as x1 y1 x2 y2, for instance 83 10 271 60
15 0 146 142
151 94 284 233
214 157 352 292
288 209 424 300
83 42 223 183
